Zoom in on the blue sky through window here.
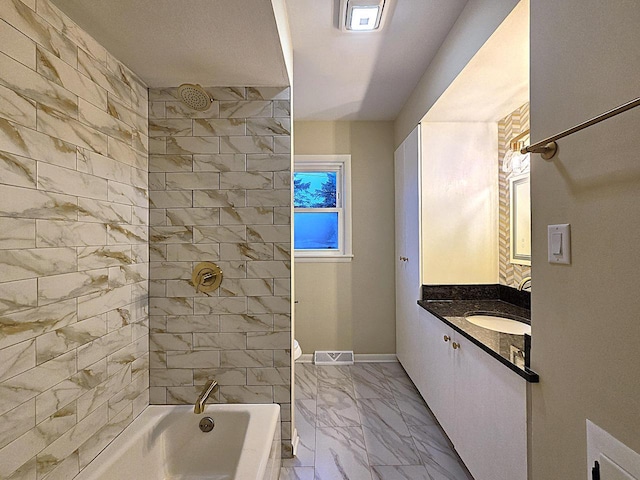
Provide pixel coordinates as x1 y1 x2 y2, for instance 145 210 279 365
293 172 337 208
294 171 339 250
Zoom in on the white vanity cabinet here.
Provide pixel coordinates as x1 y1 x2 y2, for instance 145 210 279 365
415 307 529 480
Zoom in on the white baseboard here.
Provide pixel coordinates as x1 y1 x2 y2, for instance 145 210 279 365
354 353 398 363
291 429 300 456
296 354 314 363
295 353 398 364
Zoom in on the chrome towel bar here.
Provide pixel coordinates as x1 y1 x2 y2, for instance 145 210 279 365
522 96 640 160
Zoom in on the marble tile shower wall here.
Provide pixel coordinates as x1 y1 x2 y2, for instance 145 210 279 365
147 86 292 453
0 1 150 479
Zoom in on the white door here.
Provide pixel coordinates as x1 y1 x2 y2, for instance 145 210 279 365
395 125 422 372
395 134 407 362
403 126 422 306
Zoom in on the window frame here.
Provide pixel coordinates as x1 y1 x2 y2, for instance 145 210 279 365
293 155 353 262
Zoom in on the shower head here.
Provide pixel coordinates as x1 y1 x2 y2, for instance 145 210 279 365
177 83 212 111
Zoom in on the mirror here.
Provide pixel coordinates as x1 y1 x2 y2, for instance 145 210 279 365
510 174 531 266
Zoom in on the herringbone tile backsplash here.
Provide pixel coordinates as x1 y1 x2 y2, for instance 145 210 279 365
498 103 531 288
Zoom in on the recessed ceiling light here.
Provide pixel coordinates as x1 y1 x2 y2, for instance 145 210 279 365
342 0 386 32
349 6 380 30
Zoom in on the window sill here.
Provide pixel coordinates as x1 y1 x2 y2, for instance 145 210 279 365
294 254 354 263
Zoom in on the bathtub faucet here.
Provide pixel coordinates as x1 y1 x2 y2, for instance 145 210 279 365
194 379 218 414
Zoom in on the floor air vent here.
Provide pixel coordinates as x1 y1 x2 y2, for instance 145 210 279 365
313 351 354 365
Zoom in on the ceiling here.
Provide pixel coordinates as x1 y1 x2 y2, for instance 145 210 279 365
287 0 468 121
52 0 470 121
51 0 289 87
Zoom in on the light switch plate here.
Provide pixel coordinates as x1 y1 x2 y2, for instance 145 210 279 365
548 224 571 264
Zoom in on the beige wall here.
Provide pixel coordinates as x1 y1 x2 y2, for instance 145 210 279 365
394 0 519 146
0 1 149 478
421 122 499 284
530 1 640 478
294 121 396 354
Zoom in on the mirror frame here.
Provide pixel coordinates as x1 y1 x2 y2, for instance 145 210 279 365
510 173 531 266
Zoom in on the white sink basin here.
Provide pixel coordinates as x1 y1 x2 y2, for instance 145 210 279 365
465 315 531 335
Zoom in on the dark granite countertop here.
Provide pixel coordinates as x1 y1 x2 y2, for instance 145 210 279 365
420 299 531 320
418 285 539 383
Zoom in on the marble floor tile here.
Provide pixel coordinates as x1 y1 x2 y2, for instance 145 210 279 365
282 432 314 468
371 465 433 480
353 362 387 376
295 364 317 400
387 375 422 400
295 399 317 430
409 424 474 480
356 397 407 433
361 424 421 466
351 364 393 399
282 399 316 468
314 427 372 480
377 362 409 378
317 376 353 391
315 365 352 383
284 362 473 480
316 385 360 428
357 398 420 466
279 466 315 480
407 422 451 454
394 394 438 427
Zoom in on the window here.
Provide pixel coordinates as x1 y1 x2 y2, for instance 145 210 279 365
294 155 352 261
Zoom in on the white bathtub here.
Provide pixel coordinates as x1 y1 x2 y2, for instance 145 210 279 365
76 404 281 480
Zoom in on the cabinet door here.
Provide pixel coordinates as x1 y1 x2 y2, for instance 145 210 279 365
395 125 422 373
395 135 408 363
452 334 528 480
417 308 456 437
402 125 422 308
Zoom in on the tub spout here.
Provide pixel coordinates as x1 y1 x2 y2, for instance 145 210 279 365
194 380 218 414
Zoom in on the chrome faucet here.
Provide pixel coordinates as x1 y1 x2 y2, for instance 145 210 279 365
518 276 532 291
194 379 218 414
